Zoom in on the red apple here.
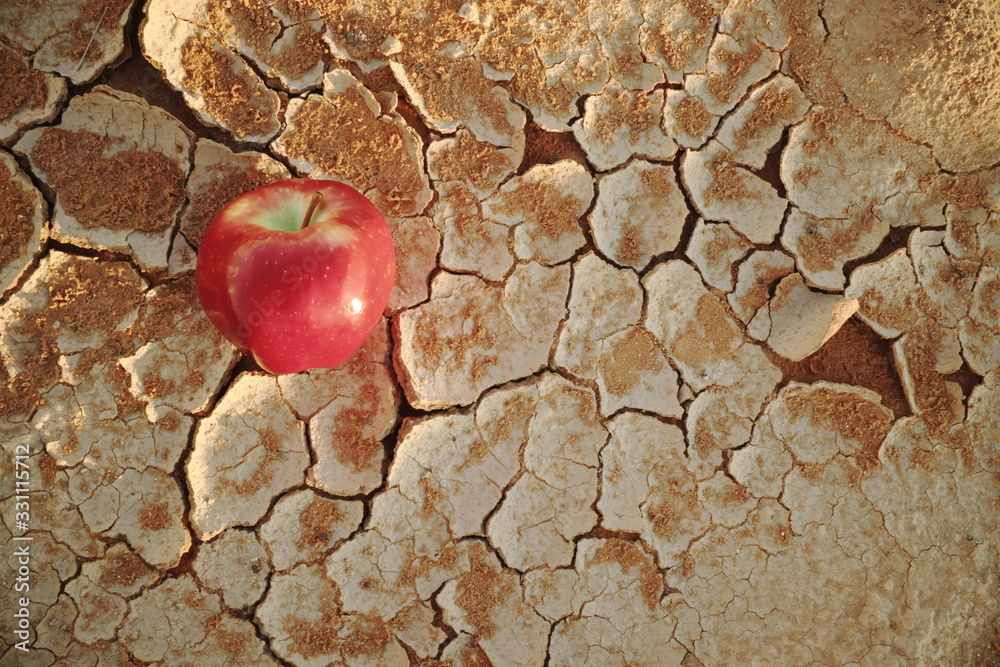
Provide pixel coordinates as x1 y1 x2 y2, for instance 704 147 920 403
196 179 395 374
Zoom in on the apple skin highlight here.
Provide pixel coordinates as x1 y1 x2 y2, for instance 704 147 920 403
196 179 395 374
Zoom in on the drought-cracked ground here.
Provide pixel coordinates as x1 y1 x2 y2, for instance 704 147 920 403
2 0 1000 664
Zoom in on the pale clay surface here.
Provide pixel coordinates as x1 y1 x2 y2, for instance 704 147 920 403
14 88 192 271
180 138 291 248
0 50 66 145
192 528 270 610
590 160 689 271
1 0 135 86
682 140 787 244
3 0 999 664
187 373 308 540
0 151 47 298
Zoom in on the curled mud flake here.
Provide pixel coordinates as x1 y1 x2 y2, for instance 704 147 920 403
965 382 1000 475
591 0 664 89
686 218 752 292
686 390 754 479
433 181 513 282
728 250 796 324
395 264 568 410
572 82 676 171
685 32 780 115
434 634 494 665
487 374 605 571
781 105 944 227
763 273 859 362
599 412 686 533
391 51 526 154
477 3 609 131
142 0 282 142
427 129 520 199
122 575 275 664
771 381 893 469
556 252 643 381
261 490 363 571
0 46 47 118
548 538 686 667
483 160 594 266
386 215 439 312
590 161 690 272
168 233 198 276
319 0 485 70
663 89 719 149
717 74 809 169
846 249 926 339
194 528 269 609
204 0 327 93
273 69 432 217
262 20 329 91
682 141 787 244
188 373 308 540
306 358 398 496
4 0 134 85
640 0 723 83
0 150 47 299
944 204 986 259
438 541 549 667
894 319 967 434
0 45 67 143
181 139 291 248
14 88 192 270
960 267 1000 376
977 212 1000 268
645 260 781 394
179 36 281 142
318 1 396 68
782 207 890 291
909 228 977 328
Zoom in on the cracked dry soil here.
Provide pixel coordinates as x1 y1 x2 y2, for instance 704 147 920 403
2 0 1000 665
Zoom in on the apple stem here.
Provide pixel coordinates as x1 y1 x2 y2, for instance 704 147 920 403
302 192 323 230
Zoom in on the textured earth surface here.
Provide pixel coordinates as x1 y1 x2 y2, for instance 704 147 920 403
2 0 999 665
